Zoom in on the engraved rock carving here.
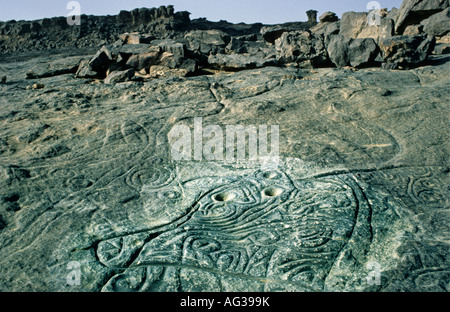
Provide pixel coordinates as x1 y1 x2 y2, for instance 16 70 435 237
94 168 377 292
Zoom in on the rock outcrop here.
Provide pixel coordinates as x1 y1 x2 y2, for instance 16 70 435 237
0 6 190 53
380 34 436 68
275 31 329 67
395 0 449 34
420 7 450 37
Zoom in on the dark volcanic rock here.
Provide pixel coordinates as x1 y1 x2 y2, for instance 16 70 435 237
89 46 114 73
395 0 449 34
327 36 379 68
319 11 339 23
275 30 329 67
154 39 186 58
104 69 135 84
75 60 98 78
124 49 160 71
420 7 450 37
226 36 254 54
26 56 85 79
261 26 290 45
208 53 276 71
327 35 352 67
434 42 450 54
348 38 379 68
184 30 231 55
306 10 319 24
380 34 436 67
190 18 263 37
0 6 191 53
118 44 154 55
312 21 341 45
260 22 312 45
121 33 156 44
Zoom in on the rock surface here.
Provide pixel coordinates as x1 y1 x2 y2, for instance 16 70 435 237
421 7 450 37
0 2 449 293
380 35 436 67
395 0 449 34
208 53 276 71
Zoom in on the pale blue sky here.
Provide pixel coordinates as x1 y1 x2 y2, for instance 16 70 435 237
0 0 403 24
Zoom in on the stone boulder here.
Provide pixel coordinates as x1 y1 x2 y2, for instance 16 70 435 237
118 41 191 73
327 35 379 68
155 39 186 58
124 50 161 71
319 11 339 23
184 30 231 55
158 52 182 69
226 37 250 54
347 38 379 68
327 35 352 68
339 11 394 44
116 44 160 72
311 21 340 45
395 0 449 34
89 46 115 73
275 31 328 67
226 35 265 54
260 22 313 45
420 7 450 37
104 69 135 84
120 32 156 44
379 35 436 67
260 21 312 45
311 11 340 44
261 26 289 45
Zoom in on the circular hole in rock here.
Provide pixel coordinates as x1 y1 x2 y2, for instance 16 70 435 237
263 187 283 197
263 171 280 179
213 192 236 202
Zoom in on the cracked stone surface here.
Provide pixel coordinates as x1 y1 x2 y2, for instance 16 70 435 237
0 46 449 292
